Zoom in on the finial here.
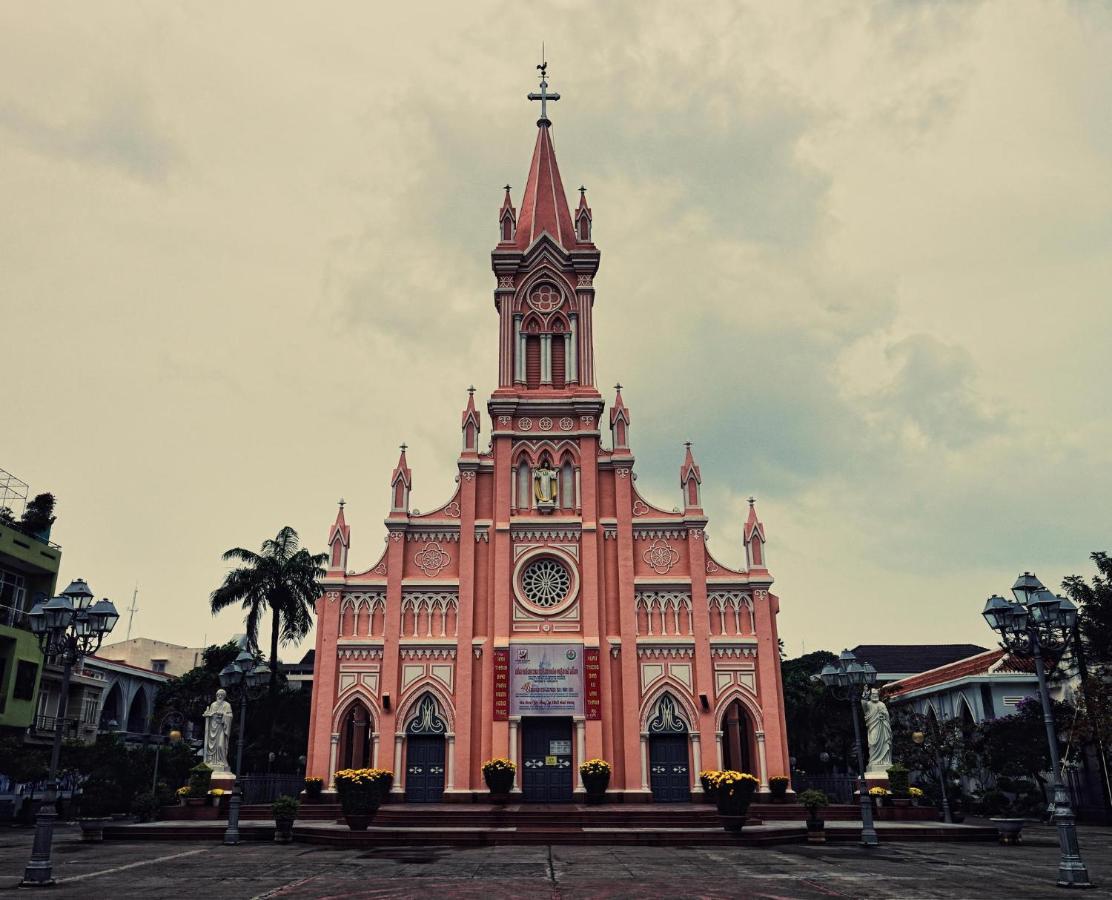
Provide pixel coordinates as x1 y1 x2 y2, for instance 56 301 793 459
748 496 756 508
338 497 345 509
614 382 622 393
503 184 511 193
579 185 586 195
400 442 408 453
467 385 475 396
684 441 692 449
528 54 561 124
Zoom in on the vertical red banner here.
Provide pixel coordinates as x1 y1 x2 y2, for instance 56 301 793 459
493 647 509 721
584 647 602 720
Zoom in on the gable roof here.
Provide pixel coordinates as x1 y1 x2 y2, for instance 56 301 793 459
884 648 1036 698
850 643 990 676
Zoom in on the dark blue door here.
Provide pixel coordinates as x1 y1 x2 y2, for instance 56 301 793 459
521 717 573 802
649 734 691 802
404 736 445 802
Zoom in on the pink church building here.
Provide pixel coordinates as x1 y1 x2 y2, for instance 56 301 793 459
306 71 791 802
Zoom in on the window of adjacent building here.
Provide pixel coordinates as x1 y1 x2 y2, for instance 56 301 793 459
81 692 98 724
13 659 37 701
0 567 26 627
151 660 167 673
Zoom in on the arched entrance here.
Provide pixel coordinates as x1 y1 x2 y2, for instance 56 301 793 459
126 688 149 734
99 683 123 731
404 694 447 802
720 698 753 774
647 693 691 802
338 701 374 770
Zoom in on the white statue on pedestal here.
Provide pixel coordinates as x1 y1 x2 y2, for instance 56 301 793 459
861 688 893 774
202 688 234 773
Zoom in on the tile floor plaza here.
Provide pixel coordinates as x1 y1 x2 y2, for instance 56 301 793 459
1 823 1110 899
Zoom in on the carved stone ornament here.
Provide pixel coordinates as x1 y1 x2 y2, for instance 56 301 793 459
539 417 553 432
445 501 461 518
325 590 341 603
580 416 594 427
642 539 680 575
617 468 630 479
373 561 388 576
559 417 574 432
519 418 533 431
498 415 511 426
705 559 720 574
390 532 403 543
632 500 648 517
462 471 475 481
577 274 593 288
528 284 561 312
414 541 451 577
498 275 514 289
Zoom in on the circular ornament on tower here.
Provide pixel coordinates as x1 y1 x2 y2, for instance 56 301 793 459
528 284 562 313
539 417 553 432
512 547 581 617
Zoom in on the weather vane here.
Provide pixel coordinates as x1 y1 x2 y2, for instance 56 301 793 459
528 46 560 122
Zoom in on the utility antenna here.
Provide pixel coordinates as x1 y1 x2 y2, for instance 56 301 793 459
126 583 139 641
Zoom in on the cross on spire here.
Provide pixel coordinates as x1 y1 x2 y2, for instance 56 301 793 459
468 385 475 396
528 58 560 124
338 497 345 509
614 382 623 392
399 443 408 453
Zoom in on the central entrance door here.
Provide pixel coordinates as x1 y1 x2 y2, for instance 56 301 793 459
404 736 445 802
649 734 691 802
521 717 573 802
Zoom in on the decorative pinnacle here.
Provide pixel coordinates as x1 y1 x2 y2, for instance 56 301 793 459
467 385 475 396
748 496 756 507
338 497 345 509
614 382 623 393
528 55 560 123
684 441 692 449
503 184 511 193
399 443 408 453
579 185 586 195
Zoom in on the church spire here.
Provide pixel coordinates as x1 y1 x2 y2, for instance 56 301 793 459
514 62 576 251
744 496 768 570
680 442 703 512
389 444 412 515
610 383 630 451
461 386 480 454
327 499 350 572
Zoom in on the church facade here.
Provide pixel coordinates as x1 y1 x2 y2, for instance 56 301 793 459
305 73 791 802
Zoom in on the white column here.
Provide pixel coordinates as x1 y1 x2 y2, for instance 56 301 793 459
574 468 582 510
639 732 649 791
574 716 586 792
540 334 552 384
393 732 405 794
509 717 520 791
756 731 768 790
514 316 525 383
371 734 381 768
328 733 340 789
568 315 579 383
715 730 724 769
446 732 456 791
690 732 703 794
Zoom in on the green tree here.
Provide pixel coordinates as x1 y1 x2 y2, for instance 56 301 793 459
781 651 858 774
209 526 326 698
155 641 243 725
1062 551 1112 669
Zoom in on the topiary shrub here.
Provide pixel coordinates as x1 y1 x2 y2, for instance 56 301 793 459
187 762 213 798
886 764 910 797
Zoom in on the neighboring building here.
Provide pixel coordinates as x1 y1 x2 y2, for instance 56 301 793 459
305 72 791 802
850 644 990 686
882 648 1038 725
0 498 61 736
281 650 314 693
99 637 206 677
85 656 168 740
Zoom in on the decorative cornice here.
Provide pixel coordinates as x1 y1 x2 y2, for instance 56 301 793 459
405 529 460 543
710 643 758 659
338 646 384 660
399 644 458 660
633 527 686 540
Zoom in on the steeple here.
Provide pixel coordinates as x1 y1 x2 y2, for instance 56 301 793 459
389 444 412 515
680 442 703 512
513 116 576 251
327 499 350 572
575 186 592 243
610 383 630 451
498 185 516 244
461 386 480 454
744 497 767 570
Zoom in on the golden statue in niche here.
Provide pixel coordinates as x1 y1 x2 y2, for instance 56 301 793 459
533 463 558 509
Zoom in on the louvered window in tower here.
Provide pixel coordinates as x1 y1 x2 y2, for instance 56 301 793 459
525 336 541 389
551 335 566 389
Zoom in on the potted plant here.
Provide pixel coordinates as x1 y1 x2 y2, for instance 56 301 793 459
304 777 324 801
176 785 191 806
909 786 924 806
187 762 213 804
77 777 118 842
799 789 829 842
272 795 299 843
579 759 611 805
886 764 910 806
714 770 759 832
699 770 720 803
130 791 160 824
334 768 392 830
868 785 890 807
482 758 516 802
768 775 790 802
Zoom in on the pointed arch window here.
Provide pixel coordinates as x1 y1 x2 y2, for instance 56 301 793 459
648 693 689 734
406 694 447 735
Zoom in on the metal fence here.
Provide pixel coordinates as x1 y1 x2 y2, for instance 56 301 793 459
239 774 305 805
790 773 857 804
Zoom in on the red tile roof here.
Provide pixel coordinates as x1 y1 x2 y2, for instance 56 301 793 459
884 648 1035 698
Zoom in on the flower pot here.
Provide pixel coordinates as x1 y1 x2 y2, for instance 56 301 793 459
769 780 789 802
805 819 825 843
990 818 1025 845
274 816 295 843
484 769 515 796
583 771 610 805
79 817 111 842
344 813 373 831
716 781 756 833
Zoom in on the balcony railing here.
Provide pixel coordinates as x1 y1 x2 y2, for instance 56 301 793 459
32 715 81 738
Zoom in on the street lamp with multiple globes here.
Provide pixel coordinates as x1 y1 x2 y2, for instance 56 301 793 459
21 579 119 887
982 572 1091 889
817 649 880 847
218 649 271 845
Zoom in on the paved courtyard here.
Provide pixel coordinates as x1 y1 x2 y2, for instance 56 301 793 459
0 823 1110 898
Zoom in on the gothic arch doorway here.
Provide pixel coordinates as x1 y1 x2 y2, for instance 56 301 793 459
338 701 374 770
126 688 149 734
720 698 754 774
404 693 447 803
647 693 691 802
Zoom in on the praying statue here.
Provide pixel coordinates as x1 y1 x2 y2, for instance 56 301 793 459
202 688 234 773
861 688 893 773
533 464 558 506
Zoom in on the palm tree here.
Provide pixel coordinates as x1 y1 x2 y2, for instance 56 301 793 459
210 526 327 697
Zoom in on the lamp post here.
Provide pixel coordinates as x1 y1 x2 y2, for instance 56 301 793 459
816 649 880 847
982 572 1091 889
218 650 271 845
151 710 186 795
911 728 952 823
21 579 119 887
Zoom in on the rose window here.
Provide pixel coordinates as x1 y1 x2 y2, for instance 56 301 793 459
521 558 571 608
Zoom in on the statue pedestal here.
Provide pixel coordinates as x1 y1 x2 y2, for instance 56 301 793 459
210 772 236 793
864 772 890 789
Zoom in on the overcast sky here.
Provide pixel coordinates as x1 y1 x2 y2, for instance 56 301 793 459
3 1 1110 662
